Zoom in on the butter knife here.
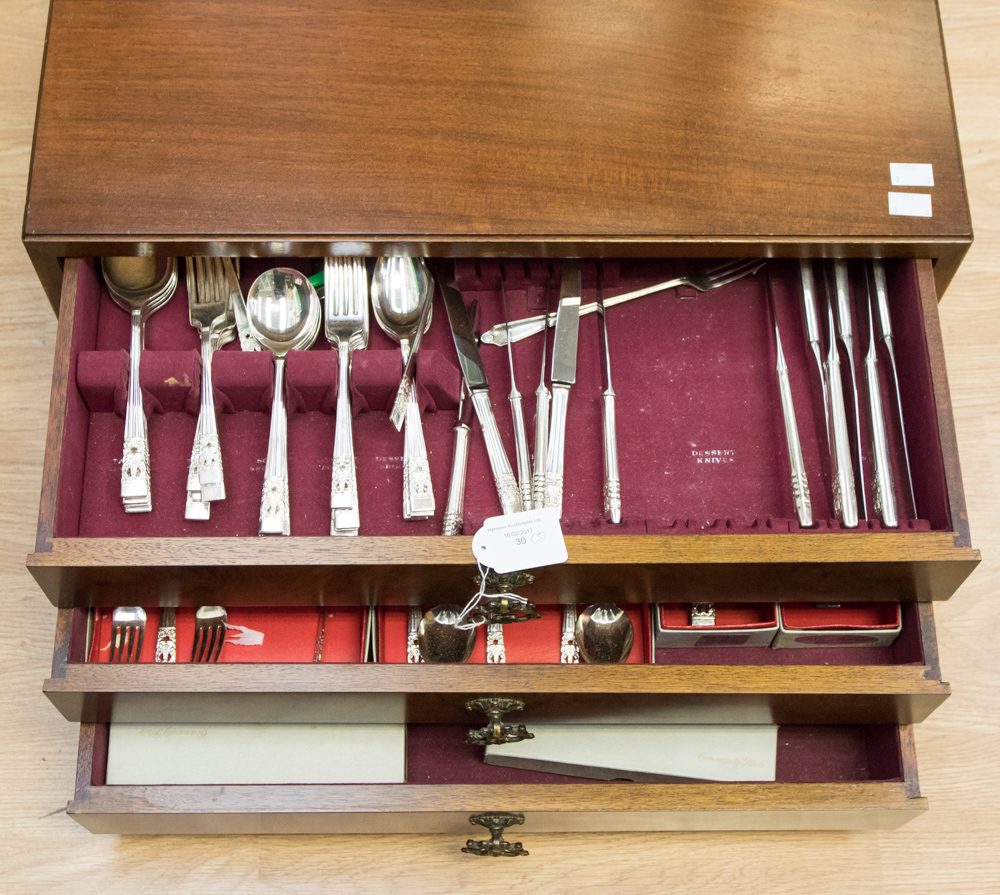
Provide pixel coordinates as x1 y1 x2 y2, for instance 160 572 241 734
833 260 867 520
437 268 523 515
799 260 830 448
825 295 859 528
543 260 582 517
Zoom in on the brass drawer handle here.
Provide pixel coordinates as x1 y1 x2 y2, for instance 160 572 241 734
465 697 534 746
462 813 528 857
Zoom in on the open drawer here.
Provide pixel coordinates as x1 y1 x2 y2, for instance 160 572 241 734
28 255 978 609
68 721 927 836
44 600 950 727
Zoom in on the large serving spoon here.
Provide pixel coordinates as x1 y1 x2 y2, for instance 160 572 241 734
102 256 178 513
371 257 435 520
417 605 476 663
574 603 634 664
247 268 321 535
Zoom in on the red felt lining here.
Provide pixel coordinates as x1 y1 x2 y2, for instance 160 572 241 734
57 257 947 538
779 602 901 631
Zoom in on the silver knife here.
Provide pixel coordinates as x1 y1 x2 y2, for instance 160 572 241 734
223 258 261 352
825 294 859 528
767 266 812 527
597 267 621 523
532 278 552 511
833 260 867 520
863 264 898 527
500 273 533 512
543 260 582 517
437 269 523 516
799 259 830 448
872 259 916 517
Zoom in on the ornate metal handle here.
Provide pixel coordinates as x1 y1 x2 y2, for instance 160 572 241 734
462 813 528 857
468 595 541 627
465 697 534 746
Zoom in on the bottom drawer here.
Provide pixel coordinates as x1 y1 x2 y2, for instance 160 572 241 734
68 721 926 838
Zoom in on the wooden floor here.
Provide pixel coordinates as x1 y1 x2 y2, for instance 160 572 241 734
1 1 997 891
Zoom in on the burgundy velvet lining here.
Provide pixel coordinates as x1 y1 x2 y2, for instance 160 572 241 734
408 724 903 784
58 257 947 538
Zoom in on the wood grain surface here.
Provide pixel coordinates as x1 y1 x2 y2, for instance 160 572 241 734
2 0 998 891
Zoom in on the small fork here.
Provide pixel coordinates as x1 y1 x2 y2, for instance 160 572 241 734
481 258 767 346
192 605 228 662
186 258 230 511
110 606 146 663
324 257 369 536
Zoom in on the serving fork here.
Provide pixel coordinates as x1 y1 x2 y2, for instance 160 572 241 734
192 605 228 662
325 257 369 536
481 258 766 347
110 606 146 663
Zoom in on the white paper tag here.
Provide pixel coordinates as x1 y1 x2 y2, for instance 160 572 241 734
890 163 934 188
471 507 568 575
888 191 932 218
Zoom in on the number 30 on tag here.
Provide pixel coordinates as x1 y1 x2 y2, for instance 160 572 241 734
471 507 568 575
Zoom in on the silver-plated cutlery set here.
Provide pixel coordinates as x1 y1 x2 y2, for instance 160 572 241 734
787 258 915 529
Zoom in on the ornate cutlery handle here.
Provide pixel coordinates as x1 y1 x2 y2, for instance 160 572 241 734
196 329 224 499
331 341 360 533
509 391 533 512
826 305 858 528
602 391 622 524
406 606 424 663
442 420 471 536
775 350 813 527
543 384 570 516
121 307 151 507
561 605 579 663
532 383 550 511
260 356 290 535
402 345 435 520
155 608 176 663
866 346 898 527
470 390 522 515
486 623 507 663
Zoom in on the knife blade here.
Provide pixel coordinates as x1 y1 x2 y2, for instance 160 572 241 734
543 259 582 516
437 268 523 515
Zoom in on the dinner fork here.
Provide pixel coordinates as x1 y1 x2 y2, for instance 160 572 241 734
192 605 228 662
186 258 230 505
481 258 767 346
110 606 146 663
325 257 369 536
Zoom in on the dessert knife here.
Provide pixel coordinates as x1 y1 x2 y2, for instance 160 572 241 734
437 269 523 515
799 260 830 447
833 260 867 520
863 264 898 527
544 260 582 517
825 297 859 528
500 273 533 511
597 267 621 524
872 259 917 517
767 268 812 527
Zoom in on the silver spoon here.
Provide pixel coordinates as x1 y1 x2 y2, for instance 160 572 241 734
575 603 634 664
417 605 476 663
102 256 178 513
371 257 435 520
247 268 321 535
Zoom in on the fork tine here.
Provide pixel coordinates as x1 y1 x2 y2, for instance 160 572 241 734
705 257 766 288
133 621 144 662
192 626 204 662
211 623 225 662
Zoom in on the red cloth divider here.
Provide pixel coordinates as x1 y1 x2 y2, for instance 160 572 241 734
779 602 901 631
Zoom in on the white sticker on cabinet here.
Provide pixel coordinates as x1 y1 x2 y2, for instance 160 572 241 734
890 163 935 187
888 192 933 218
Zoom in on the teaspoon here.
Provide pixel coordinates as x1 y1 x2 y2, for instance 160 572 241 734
371 257 435 519
247 268 321 535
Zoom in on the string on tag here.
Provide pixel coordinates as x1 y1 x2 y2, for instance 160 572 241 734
454 560 491 630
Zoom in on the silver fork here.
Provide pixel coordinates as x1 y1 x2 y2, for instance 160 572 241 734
192 605 228 662
110 606 146 663
325 257 369 536
481 258 767 346
186 258 230 507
